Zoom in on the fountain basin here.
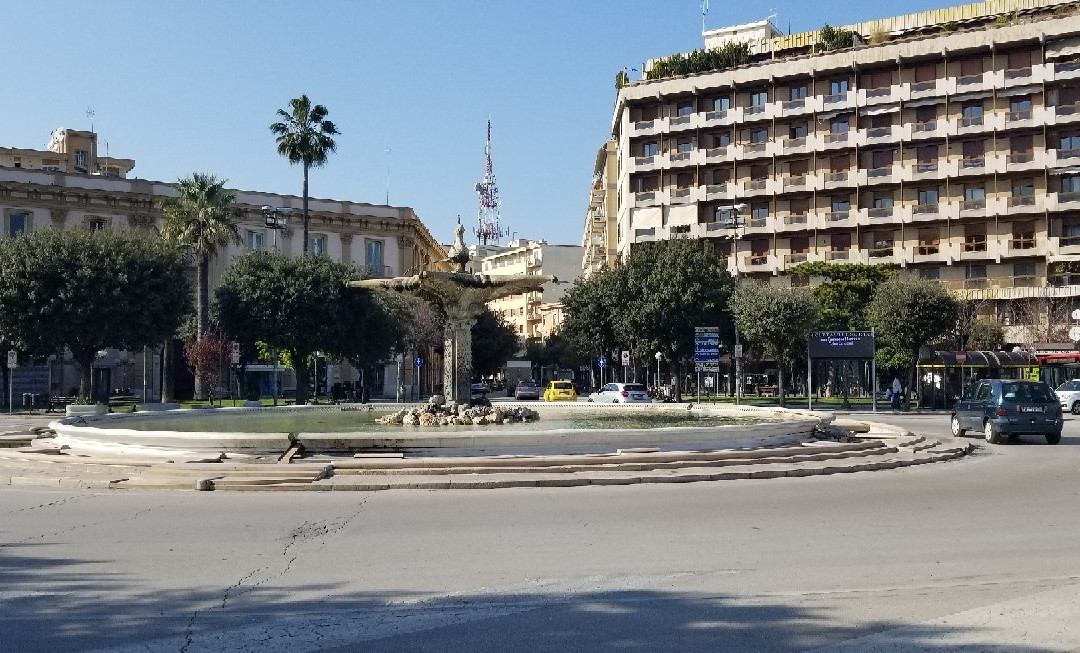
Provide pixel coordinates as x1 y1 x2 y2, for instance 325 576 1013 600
50 403 831 459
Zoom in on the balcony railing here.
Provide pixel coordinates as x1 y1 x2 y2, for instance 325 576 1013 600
1008 151 1034 164
1055 61 1080 73
1004 67 1032 80
635 191 656 203
1057 103 1080 116
913 203 939 215
634 227 656 238
748 216 768 228
633 120 656 130
962 199 986 211
866 127 891 139
744 142 768 153
670 152 692 163
746 104 766 115
785 175 806 188
869 246 894 258
1059 191 1080 203
671 188 693 200
913 121 937 132
783 99 806 111
866 87 891 98
705 109 728 121
868 206 894 218
964 277 989 289
1058 148 1080 160
1010 235 1036 249
962 239 987 252
744 179 767 191
961 157 985 169
957 74 982 86
748 255 768 266
785 137 806 149
1062 235 1080 247
1012 275 1037 287
784 213 808 225
1009 195 1036 207
635 156 656 166
825 171 848 182
916 163 939 173
1050 272 1080 285
705 147 728 159
825 132 848 143
1007 109 1032 122
827 210 850 222
824 93 845 104
911 81 936 93
867 166 891 178
917 244 940 255
785 252 808 264
671 115 692 126
827 249 849 260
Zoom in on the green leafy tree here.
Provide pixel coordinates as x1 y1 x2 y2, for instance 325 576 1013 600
215 251 394 405
0 228 191 400
788 262 899 330
866 276 960 410
732 281 820 406
270 95 340 254
471 309 519 378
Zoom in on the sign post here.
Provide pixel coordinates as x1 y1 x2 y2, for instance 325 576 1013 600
414 357 424 399
956 350 967 395
807 331 877 412
621 350 630 383
694 327 720 403
597 356 607 387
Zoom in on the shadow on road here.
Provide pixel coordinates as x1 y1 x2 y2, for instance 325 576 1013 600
0 542 1059 652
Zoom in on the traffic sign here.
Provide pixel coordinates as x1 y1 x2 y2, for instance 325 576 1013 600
695 362 720 372
597 357 607 368
734 344 743 359
621 350 630 365
1072 309 1080 321
955 351 967 365
231 351 241 365
1070 326 1080 341
414 357 424 368
6 351 16 369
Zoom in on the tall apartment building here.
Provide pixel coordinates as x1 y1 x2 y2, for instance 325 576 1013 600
480 240 583 340
0 129 445 400
581 140 619 275
609 0 1080 340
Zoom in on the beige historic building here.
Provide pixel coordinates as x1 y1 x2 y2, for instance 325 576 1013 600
608 0 1080 341
0 129 445 401
480 240 583 340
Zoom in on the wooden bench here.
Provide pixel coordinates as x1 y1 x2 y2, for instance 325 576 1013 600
759 385 778 398
45 396 77 413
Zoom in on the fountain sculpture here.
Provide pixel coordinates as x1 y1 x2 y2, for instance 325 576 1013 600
348 222 554 404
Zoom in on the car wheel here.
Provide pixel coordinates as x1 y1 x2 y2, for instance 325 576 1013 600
1072 401 1080 415
950 416 966 438
1046 431 1062 445
983 420 1002 444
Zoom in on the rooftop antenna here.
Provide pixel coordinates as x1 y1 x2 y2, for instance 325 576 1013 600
701 0 709 33
473 118 507 246
86 107 95 133
384 147 391 205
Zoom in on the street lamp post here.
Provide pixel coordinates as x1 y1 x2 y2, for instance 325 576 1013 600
655 351 663 397
261 206 291 406
721 203 748 406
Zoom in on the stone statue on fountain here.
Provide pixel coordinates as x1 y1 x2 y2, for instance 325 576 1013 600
348 221 555 404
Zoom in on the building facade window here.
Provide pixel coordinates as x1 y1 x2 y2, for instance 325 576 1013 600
918 267 941 280
918 228 940 255
1010 96 1033 120
245 230 265 250
918 187 940 206
1061 174 1080 194
365 239 384 276
309 234 327 256
5 212 29 238
749 90 769 108
961 101 984 126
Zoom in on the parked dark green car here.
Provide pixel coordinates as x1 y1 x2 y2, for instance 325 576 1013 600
951 379 1063 444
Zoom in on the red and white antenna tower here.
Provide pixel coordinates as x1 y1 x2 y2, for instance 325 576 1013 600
474 119 507 245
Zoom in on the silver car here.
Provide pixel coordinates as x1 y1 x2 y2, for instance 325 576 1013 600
588 383 652 404
1055 379 1080 414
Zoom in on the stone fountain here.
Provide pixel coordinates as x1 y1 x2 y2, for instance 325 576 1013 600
348 222 554 404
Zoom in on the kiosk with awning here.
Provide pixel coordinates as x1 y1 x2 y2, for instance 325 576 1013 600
916 350 1038 409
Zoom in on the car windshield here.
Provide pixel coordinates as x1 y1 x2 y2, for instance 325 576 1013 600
624 384 646 392
553 382 573 390
1001 382 1056 403
1057 380 1080 392
519 382 536 388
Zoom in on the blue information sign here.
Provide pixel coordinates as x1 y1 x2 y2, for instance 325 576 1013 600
597 357 607 368
414 357 424 367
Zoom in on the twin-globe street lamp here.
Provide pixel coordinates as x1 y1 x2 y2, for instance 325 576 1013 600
260 206 292 405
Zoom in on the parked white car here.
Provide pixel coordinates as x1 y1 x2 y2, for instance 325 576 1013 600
588 383 651 404
1055 379 1080 414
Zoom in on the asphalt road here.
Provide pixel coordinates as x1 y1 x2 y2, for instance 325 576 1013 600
2 411 1080 652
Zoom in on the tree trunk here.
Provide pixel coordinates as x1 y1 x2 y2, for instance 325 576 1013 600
905 354 918 412
73 349 94 401
778 358 786 407
674 355 682 402
293 349 310 405
162 339 175 403
302 165 310 254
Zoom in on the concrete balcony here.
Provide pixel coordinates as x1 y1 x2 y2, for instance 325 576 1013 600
1048 191 1080 212
1004 107 1040 129
741 178 776 196
777 213 810 232
1051 61 1080 82
955 115 990 136
862 124 903 145
634 190 665 208
704 182 738 201
958 199 987 218
1000 149 1046 174
665 149 702 168
782 136 812 155
784 252 810 266
823 210 855 229
1053 102 1080 126
739 141 774 160
857 85 901 106
630 155 659 173
1005 235 1039 256
824 248 852 262
907 80 942 99
820 131 851 151
742 103 777 122
822 169 855 191
780 96 817 118
958 242 993 261
910 203 942 223
630 117 668 137
667 113 698 133
703 146 731 163
1004 194 1043 216
821 90 855 109
781 174 809 192
911 246 943 264
909 161 944 182
668 186 700 205
1050 148 1080 167
951 72 990 93
956 157 989 178
740 254 775 273
865 205 897 222
909 119 948 141
863 165 901 186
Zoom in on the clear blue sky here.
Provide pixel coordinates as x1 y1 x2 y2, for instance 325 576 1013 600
5 0 949 245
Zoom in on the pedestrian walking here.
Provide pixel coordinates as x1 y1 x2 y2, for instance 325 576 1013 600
891 377 902 409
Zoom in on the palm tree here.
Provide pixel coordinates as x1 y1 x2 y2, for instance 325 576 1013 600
270 95 340 253
161 173 239 339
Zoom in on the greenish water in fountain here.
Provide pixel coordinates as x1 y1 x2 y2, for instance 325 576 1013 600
109 408 777 434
